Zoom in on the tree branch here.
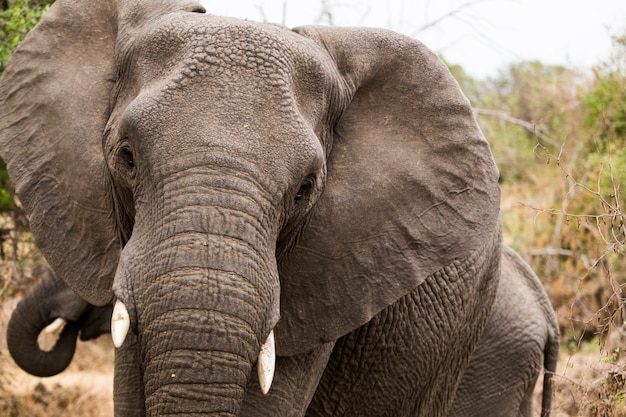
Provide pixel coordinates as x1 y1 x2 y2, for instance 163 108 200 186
473 107 560 147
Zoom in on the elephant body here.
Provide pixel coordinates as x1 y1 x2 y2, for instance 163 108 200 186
0 1 504 416
451 245 559 417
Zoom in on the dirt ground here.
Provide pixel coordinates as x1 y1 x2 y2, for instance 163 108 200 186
550 348 626 417
1 295 625 416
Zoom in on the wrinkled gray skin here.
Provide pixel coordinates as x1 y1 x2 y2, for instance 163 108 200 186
451 245 559 417
0 0 503 416
6 269 112 377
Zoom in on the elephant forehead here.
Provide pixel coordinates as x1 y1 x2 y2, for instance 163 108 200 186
128 14 328 95
114 14 334 169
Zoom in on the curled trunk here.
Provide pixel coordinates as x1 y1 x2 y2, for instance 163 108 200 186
6 271 88 377
7 310 81 377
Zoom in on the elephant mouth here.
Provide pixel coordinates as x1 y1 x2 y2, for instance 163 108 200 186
111 298 277 395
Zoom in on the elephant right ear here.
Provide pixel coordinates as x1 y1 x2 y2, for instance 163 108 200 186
0 0 204 306
276 26 502 356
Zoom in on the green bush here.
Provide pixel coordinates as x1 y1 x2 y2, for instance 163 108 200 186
0 0 52 215
0 0 51 74
0 1 52 270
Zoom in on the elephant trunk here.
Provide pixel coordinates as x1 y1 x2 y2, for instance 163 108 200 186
7 271 89 377
114 195 280 416
126 268 277 416
141 277 260 415
7 309 81 377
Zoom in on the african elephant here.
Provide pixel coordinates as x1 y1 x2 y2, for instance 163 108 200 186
6 268 112 377
450 245 559 417
0 0 503 415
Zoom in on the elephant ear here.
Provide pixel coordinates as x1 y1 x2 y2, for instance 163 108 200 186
276 26 501 356
0 0 204 306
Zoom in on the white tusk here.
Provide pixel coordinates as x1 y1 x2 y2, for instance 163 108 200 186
44 317 67 334
257 330 276 395
111 300 130 348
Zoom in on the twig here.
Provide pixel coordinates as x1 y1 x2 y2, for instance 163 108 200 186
314 0 334 25
473 107 560 147
527 248 592 270
410 1 491 36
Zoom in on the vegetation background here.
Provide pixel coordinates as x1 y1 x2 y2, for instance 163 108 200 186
0 0 624 415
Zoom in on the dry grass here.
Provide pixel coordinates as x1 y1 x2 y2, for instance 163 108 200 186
547 347 626 417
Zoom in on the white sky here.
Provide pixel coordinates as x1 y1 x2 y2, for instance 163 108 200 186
200 0 626 78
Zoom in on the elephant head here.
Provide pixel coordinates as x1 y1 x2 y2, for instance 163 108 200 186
6 268 112 377
0 0 502 415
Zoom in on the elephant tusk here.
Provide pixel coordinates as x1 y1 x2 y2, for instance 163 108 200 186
111 300 130 348
257 330 276 395
44 317 67 334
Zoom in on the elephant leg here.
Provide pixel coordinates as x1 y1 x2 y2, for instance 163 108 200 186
241 342 335 417
307 254 497 417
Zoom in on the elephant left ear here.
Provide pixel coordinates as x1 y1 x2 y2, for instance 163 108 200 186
0 0 205 306
276 26 501 356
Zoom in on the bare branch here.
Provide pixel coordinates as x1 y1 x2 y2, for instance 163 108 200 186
315 0 334 25
473 107 560 147
409 0 495 37
255 2 269 23
410 1 474 35
281 1 287 25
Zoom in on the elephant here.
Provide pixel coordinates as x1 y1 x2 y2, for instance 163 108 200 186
6 268 112 377
0 0 503 416
450 245 559 417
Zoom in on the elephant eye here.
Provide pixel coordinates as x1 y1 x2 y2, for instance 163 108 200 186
295 177 315 202
118 146 135 170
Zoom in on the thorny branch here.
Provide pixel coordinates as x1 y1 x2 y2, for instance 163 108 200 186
524 138 625 348
315 0 334 25
477 105 625 250
483 102 626 348
527 141 625 249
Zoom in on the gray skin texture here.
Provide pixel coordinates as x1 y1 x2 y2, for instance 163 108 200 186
450 245 559 417
0 0 502 416
6 269 112 377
